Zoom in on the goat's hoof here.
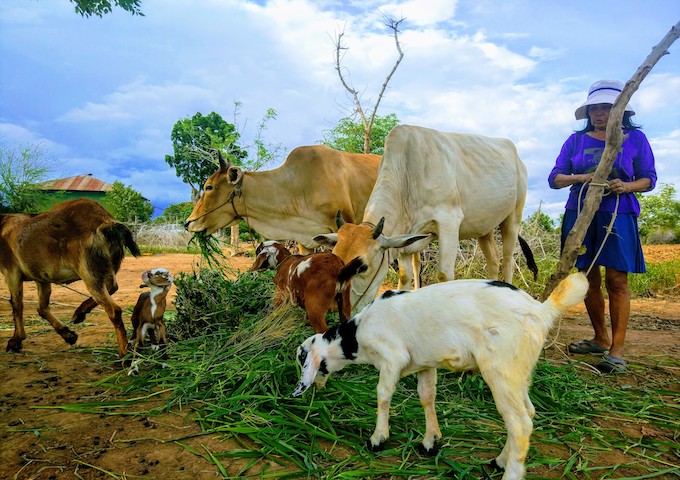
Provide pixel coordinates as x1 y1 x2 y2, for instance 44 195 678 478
6 339 23 353
366 439 385 452
489 458 505 472
65 332 78 345
418 442 439 456
72 314 85 324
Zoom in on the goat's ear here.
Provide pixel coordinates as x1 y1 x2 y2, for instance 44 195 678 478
227 166 243 184
292 347 322 397
380 233 431 250
249 254 268 271
313 233 338 247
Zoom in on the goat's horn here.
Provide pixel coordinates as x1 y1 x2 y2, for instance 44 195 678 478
372 217 385 239
335 210 345 229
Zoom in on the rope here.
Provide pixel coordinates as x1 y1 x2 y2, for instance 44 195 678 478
353 249 388 309
575 182 621 276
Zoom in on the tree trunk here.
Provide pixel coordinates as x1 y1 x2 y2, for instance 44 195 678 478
230 224 239 256
540 20 680 301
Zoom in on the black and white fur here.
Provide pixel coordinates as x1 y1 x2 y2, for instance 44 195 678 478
292 273 589 480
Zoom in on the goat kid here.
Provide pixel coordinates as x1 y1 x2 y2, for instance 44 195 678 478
292 272 589 480
127 268 173 376
250 241 367 333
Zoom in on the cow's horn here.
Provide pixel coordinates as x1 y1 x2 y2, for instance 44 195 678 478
372 217 385 239
335 210 345 228
218 151 229 172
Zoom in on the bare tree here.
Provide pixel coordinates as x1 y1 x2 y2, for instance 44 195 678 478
334 15 405 154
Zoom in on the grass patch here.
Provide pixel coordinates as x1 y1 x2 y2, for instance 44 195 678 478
60 267 679 479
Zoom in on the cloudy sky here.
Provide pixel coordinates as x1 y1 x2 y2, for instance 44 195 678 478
1 0 678 220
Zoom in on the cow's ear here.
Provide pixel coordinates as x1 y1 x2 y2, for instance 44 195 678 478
227 166 243 184
380 233 431 250
313 233 338 247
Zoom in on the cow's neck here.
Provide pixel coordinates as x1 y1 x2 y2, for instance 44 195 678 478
233 172 332 248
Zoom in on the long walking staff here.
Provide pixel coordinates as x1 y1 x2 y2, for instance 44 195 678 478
540 20 680 301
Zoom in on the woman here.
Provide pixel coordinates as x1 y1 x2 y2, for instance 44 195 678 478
548 79 657 373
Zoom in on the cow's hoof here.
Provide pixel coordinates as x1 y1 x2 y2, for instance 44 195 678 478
366 439 385 452
418 442 439 456
6 339 23 353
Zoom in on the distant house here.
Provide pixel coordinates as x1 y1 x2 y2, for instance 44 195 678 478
36 174 112 210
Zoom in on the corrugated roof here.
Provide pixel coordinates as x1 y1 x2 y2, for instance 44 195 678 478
39 174 112 192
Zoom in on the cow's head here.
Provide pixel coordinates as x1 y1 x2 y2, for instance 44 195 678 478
313 211 429 308
184 152 245 234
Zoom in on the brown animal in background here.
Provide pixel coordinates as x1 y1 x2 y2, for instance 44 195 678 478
129 268 173 354
0 198 141 358
250 241 367 333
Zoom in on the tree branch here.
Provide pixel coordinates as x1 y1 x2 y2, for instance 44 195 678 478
540 20 680 301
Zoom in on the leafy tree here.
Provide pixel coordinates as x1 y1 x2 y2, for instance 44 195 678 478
70 0 143 17
0 142 56 213
103 181 153 222
321 113 399 155
154 201 194 224
638 183 680 242
523 208 556 232
165 111 248 203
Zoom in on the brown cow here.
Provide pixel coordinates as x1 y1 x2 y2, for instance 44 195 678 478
0 198 141 358
250 241 367 333
184 145 381 253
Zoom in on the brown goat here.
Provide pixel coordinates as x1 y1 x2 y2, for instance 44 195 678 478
250 241 367 333
0 198 141 358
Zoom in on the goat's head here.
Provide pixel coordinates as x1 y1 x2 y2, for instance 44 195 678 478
249 241 290 271
291 320 359 397
141 268 173 289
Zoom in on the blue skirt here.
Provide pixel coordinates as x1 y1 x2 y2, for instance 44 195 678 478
560 209 646 273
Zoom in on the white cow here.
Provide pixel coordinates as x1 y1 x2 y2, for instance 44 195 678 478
314 124 536 309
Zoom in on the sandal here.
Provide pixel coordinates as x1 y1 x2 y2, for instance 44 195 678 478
568 339 608 354
596 355 627 374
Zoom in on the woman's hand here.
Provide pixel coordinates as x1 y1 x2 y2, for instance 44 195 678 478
608 179 629 194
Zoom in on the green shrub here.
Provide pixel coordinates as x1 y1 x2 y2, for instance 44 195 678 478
169 268 275 340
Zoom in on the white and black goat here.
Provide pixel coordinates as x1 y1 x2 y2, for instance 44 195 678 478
292 272 589 480
127 268 173 375
250 241 367 333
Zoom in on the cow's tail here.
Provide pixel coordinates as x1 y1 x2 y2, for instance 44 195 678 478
518 235 539 281
337 257 369 291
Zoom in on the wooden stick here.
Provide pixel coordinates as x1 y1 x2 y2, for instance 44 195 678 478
540 20 680 301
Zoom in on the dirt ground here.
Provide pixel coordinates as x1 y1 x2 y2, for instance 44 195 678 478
0 245 678 479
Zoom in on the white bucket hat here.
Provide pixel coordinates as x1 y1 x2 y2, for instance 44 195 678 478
574 79 635 120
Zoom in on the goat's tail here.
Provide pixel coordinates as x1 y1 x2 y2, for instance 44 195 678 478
101 222 142 260
543 272 589 312
518 235 539 281
337 257 368 290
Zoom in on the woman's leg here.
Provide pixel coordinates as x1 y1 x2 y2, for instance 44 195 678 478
604 268 630 359
583 267 610 348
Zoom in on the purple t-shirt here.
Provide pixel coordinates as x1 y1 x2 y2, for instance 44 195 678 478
548 130 657 216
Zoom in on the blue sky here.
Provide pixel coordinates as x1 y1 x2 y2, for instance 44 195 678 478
1 0 678 220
